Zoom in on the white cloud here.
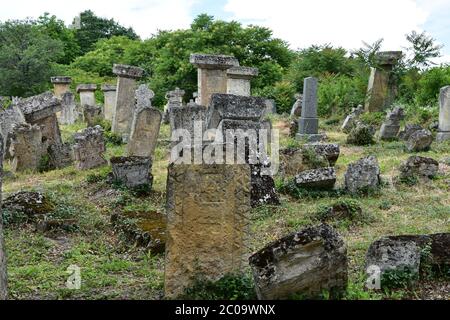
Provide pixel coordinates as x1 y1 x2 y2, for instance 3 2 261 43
0 0 198 39
224 0 429 52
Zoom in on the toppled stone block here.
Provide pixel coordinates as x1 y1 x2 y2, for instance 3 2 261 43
280 147 329 176
48 143 73 169
399 124 423 141
9 123 44 172
398 156 439 182
73 126 107 170
295 167 336 190
249 224 348 300
303 143 340 166
110 156 153 188
406 129 433 152
344 155 381 194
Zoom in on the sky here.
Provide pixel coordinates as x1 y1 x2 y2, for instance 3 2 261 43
1 0 449 63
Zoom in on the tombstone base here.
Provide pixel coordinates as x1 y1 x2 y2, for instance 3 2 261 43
296 133 326 143
298 118 318 134
436 131 450 143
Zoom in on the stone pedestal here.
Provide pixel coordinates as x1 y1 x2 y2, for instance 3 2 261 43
51 76 72 98
101 84 117 122
365 51 402 112
76 84 97 107
111 64 144 141
190 54 239 107
110 156 152 188
437 86 450 142
226 66 258 96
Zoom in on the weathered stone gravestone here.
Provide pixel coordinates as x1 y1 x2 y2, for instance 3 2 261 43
101 84 117 122
437 86 450 142
59 92 77 125
249 224 348 300
76 84 97 107
111 156 152 188
9 123 43 172
0 103 26 159
379 106 405 140
190 54 239 107
83 105 102 127
169 100 207 138
365 51 402 112
163 88 185 124
296 77 325 142
127 85 162 158
73 126 107 170
0 134 7 299
51 76 73 124
290 94 302 118
295 167 337 190
16 92 62 149
398 156 439 182
406 129 433 152
111 64 144 141
303 143 340 166
226 66 258 96
165 163 251 298
48 143 73 169
341 105 364 133
344 155 381 194
399 123 423 141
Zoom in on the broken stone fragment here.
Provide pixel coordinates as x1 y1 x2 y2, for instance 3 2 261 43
249 224 348 300
295 167 336 190
344 155 381 194
110 156 153 189
398 156 439 182
2 191 54 217
406 129 433 152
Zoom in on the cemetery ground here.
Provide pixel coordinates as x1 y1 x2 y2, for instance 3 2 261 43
2 116 449 300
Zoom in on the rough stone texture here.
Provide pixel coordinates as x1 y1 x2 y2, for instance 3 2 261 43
163 88 185 124
347 122 375 146
190 54 239 107
9 123 43 172
110 156 152 188
51 76 72 97
73 126 107 170
341 105 364 133
48 143 73 169
206 93 267 130
365 51 402 112
280 147 328 176
112 65 143 140
83 105 102 127
249 224 348 300
2 191 54 216
169 101 206 138
437 86 450 142
101 84 117 122
297 77 320 139
398 156 439 181
379 106 405 140
127 85 162 158
344 155 381 194
406 129 433 152
251 164 280 207
76 84 97 107
0 103 26 159
0 134 7 299
295 167 336 190
303 143 340 166
165 163 251 298
59 92 77 125
290 94 302 118
399 124 423 141
226 66 258 96
263 99 277 117
16 91 62 148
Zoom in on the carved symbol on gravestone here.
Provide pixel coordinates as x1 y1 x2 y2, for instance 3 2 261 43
66 265 81 290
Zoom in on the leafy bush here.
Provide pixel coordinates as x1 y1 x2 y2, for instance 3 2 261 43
347 124 375 146
254 80 296 114
359 112 385 126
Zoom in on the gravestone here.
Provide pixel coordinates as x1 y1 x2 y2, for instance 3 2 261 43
296 77 325 142
406 129 433 152
226 66 258 96
59 92 77 125
190 54 239 107
365 51 402 112
398 156 439 182
163 88 184 124
111 156 152 188
165 163 251 298
76 84 97 107
295 167 336 190
83 105 102 127
341 105 364 133
0 103 26 159
344 155 381 194
127 85 162 158
379 106 405 140
249 224 348 300
290 94 302 118
16 91 62 149
0 134 7 299
51 76 72 123
111 64 144 141
169 100 207 138
436 86 450 142
48 143 73 169
73 126 107 170
101 84 117 122
399 124 423 141
9 123 43 172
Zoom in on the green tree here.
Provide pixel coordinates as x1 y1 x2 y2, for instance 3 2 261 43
405 31 443 69
0 19 63 97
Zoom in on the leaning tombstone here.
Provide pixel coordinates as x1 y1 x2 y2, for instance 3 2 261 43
9 123 43 172
249 224 348 300
73 126 107 170
436 86 450 142
379 106 405 140
399 123 423 141
127 85 162 158
341 105 364 133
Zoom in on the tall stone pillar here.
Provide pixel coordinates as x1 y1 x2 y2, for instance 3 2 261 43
111 64 144 141
101 84 117 122
190 54 239 107
0 133 7 299
365 51 402 112
437 86 450 142
76 84 97 107
296 77 324 142
227 66 258 96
